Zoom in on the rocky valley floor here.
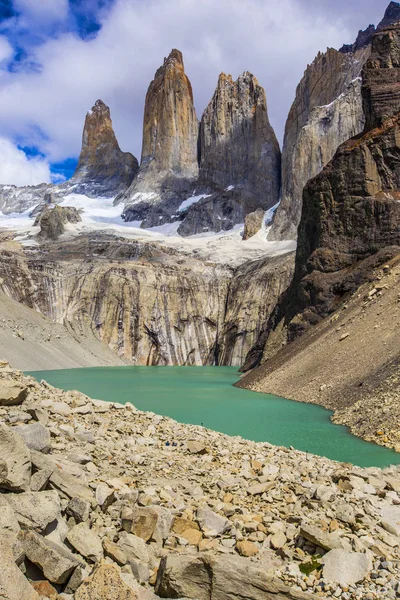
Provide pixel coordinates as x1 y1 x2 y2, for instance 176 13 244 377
1 362 400 599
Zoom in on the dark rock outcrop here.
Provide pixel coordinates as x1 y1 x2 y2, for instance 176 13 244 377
243 22 400 371
35 206 81 241
121 50 199 224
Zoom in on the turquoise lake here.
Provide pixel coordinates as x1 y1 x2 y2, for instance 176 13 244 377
27 366 400 468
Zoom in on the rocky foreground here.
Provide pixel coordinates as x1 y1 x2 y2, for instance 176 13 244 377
1 364 400 599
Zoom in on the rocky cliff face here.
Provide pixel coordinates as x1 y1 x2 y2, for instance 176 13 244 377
176 72 280 236
0 234 293 367
0 100 138 215
270 1 400 242
269 45 371 241
121 50 199 225
68 99 139 196
243 22 400 371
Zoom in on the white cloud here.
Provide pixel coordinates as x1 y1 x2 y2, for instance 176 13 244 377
14 0 69 25
0 138 51 186
0 36 13 63
0 0 389 168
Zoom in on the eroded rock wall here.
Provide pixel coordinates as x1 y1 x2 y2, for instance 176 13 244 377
0 237 294 367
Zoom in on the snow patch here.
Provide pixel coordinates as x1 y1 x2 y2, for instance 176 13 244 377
178 193 212 212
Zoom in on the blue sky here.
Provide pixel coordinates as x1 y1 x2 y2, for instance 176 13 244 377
0 0 394 186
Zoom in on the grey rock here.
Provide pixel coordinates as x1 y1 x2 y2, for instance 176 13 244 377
300 524 344 551
0 494 20 535
0 537 39 600
118 531 149 564
66 497 91 523
30 467 53 492
196 506 231 537
49 467 93 502
14 422 51 453
0 380 28 406
96 482 116 511
6 490 61 531
322 549 372 586
21 529 82 584
66 523 103 562
0 424 31 492
335 503 356 525
155 553 314 600
381 506 400 537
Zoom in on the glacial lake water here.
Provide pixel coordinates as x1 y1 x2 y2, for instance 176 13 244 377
27 366 400 469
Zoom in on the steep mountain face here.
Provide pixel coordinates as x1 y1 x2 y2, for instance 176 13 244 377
67 99 139 196
242 21 400 372
0 234 293 367
175 73 280 236
269 1 400 241
122 58 281 236
0 100 138 214
268 44 371 241
120 50 199 225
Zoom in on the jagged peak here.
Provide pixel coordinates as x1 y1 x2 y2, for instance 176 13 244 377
86 99 110 118
379 1 400 29
154 48 185 79
216 71 259 88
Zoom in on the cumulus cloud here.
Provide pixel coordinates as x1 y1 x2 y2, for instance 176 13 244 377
0 36 13 63
0 0 392 175
0 138 51 186
13 0 69 25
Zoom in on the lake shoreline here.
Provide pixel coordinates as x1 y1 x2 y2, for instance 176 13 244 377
27 365 400 469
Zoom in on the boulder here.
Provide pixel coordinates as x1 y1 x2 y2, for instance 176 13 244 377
31 580 58 600
196 506 231 537
49 467 93 502
187 440 207 454
6 490 61 531
247 481 275 495
121 506 158 541
103 538 127 565
243 208 265 240
75 562 138 600
20 530 81 584
118 531 149 564
236 540 259 557
14 422 51 453
172 517 200 535
150 505 173 543
0 380 28 406
322 549 372 585
0 424 31 491
96 482 116 511
66 496 91 523
381 506 400 537
0 495 20 535
66 523 103 562
0 538 39 600
155 553 315 600
300 524 344 551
